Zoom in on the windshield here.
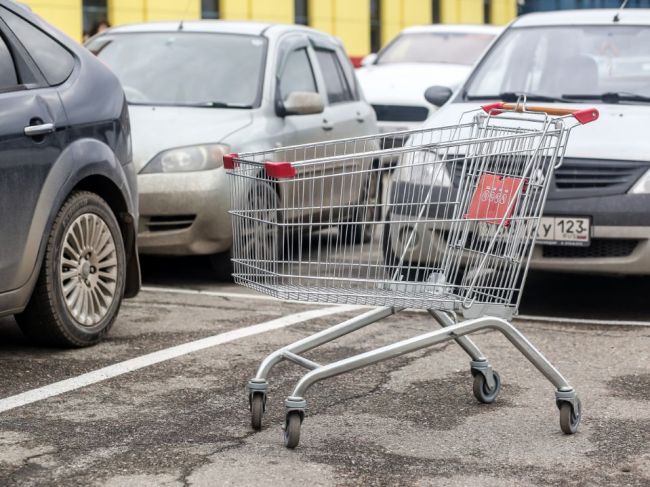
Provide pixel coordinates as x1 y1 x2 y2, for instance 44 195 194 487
465 25 650 100
377 32 496 65
87 32 267 107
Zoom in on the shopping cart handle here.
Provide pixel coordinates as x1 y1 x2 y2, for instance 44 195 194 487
481 102 599 124
224 153 239 169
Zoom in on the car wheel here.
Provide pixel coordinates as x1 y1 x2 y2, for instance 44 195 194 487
239 181 282 262
340 168 383 244
382 210 431 282
16 191 126 347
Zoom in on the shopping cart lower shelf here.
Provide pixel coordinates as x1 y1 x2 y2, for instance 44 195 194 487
227 101 598 448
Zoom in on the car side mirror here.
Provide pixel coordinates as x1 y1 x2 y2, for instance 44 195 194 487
279 91 324 117
361 53 377 67
424 85 453 107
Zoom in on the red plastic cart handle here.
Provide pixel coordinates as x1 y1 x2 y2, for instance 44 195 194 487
481 102 599 124
264 161 296 179
223 152 238 169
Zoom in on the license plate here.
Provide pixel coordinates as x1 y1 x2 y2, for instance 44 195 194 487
536 217 590 246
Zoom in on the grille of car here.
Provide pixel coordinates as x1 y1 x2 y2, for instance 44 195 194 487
372 104 429 122
553 159 647 190
146 215 196 232
541 239 640 259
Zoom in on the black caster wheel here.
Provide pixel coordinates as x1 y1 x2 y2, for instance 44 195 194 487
472 370 501 404
283 412 302 449
559 398 581 434
250 393 265 430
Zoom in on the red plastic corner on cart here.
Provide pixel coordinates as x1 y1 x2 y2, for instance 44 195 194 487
572 108 599 124
264 161 296 179
223 153 239 169
481 102 506 115
465 173 528 225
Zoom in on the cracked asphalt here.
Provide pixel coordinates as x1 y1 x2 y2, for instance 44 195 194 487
0 257 648 486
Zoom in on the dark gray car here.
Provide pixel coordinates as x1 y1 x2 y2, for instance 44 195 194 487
0 1 140 347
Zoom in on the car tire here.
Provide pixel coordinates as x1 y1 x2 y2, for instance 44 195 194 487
382 210 431 282
16 191 126 347
340 167 383 244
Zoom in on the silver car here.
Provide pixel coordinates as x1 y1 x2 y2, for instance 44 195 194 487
87 21 378 274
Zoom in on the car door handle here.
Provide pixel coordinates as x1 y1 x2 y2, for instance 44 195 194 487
322 119 334 131
24 123 55 137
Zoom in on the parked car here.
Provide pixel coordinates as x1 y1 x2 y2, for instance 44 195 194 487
388 8 650 275
356 24 501 145
0 1 140 346
86 21 379 276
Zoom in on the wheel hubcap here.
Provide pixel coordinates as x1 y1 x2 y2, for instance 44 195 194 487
59 213 118 326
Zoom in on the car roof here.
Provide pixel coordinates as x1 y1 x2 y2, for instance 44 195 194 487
512 8 650 27
106 20 334 39
401 24 503 35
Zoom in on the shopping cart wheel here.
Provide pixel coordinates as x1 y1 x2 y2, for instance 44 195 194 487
472 370 501 404
283 412 302 449
250 392 265 430
559 398 581 434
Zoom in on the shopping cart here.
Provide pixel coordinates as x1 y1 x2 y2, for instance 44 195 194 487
225 101 599 448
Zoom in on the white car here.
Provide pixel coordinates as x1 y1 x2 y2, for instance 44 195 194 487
388 8 650 275
87 21 378 276
356 24 501 144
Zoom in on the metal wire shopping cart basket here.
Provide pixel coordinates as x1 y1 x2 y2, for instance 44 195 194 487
226 102 599 448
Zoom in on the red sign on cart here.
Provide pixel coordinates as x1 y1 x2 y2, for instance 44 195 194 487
465 173 527 225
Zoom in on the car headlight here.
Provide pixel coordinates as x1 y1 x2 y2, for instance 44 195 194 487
629 168 650 194
396 150 452 187
140 143 230 174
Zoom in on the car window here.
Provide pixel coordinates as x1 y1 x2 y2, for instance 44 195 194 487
0 33 18 89
89 32 266 108
1 6 74 86
335 47 359 101
279 48 317 100
376 32 496 66
315 49 354 104
465 26 650 99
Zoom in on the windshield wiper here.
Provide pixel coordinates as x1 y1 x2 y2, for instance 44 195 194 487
562 92 650 104
198 101 253 108
466 92 570 103
127 101 253 109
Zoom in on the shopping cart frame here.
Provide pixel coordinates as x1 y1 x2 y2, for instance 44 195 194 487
227 101 598 448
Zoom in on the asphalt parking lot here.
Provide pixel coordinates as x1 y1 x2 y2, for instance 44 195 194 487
1 259 649 486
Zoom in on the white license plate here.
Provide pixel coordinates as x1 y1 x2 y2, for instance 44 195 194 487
536 217 590 246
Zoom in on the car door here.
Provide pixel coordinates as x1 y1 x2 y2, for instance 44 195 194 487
310 42 376 220
275 35 326 150
0 6 70 293
274 35 336 222
312 44 374 140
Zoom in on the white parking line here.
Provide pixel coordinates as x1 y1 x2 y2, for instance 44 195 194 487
0 304 362 414
140 285 650 327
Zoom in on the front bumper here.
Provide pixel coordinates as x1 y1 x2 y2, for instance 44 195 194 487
137 168 232 256
387 183 650 275
529 193 650 274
